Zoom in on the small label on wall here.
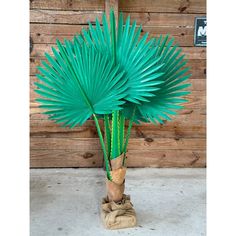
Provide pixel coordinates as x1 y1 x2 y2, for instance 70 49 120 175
194 17 207 47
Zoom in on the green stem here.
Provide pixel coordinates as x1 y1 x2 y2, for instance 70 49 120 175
93 114 111 180
119 112 125 153
123 107 136 154
104 114 111 159
111 110 120 159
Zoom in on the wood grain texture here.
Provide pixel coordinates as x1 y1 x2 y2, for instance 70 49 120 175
125 150 206 167
30 11 202 25
30 24 194 47
31 137 205 150
119 0 206 13
30 149 103 167
30 0 206 168
30 0 105 11
30 12 205 47
30 0 206 13
31 149 205 168
30 10 103 24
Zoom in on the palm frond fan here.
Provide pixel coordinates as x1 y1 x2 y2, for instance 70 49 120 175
35 9 191 229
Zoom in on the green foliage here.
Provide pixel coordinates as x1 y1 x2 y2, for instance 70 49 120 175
135 35 192 124
35 9 192 178
35 40 127 128
81 12 165 104
73 11 191 124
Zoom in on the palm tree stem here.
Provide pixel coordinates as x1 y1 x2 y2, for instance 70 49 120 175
110 111 120 159
104 114 111 159
123 106 136 155
93 114 111 180
119 112 125 153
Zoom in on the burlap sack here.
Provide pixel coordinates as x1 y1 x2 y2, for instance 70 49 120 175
101 194 137 230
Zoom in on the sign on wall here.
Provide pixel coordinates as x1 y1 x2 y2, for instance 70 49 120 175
194 17 207 47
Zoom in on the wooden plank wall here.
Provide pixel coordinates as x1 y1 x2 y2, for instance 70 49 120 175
30 0 206 168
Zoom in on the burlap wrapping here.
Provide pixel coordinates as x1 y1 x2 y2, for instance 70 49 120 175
101 194 137 230
101 154 137 229
107 154 126 202
106 178 125 202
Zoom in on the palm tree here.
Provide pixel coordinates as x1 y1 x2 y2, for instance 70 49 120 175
35 8 191 217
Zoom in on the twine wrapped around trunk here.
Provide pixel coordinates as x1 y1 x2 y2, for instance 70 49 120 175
101 154 137 229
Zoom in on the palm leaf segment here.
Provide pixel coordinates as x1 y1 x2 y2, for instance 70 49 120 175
35 40 127 128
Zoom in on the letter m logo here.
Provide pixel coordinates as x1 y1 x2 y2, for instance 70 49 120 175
198 26 207 37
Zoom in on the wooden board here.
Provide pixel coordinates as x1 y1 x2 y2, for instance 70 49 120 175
30 24 194 47
30 10 103 24
31 137 205 151
120 0 206 13
30 12 205 47
30 149 103 167
125 150 206 167
30 0 105 11
30 0 206 14
31 149 205 168
30 11 202 25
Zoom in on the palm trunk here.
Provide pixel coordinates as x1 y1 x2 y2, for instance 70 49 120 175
106 154 126 202
103 109 135 202
101 110 137 229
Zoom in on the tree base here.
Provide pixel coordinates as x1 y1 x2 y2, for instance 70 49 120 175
101 194 137 230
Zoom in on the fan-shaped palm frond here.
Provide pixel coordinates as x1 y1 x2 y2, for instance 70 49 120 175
35 40 127 128
76 11 165 104
135 35 191 124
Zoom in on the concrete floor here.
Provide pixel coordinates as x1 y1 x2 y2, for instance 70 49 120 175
30 168 206 236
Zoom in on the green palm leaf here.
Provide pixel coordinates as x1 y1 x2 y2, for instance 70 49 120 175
76 11 165 104
35 40 127 128
136 35 192 124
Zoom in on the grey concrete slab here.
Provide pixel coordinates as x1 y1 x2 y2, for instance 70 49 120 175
30 168 206 236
